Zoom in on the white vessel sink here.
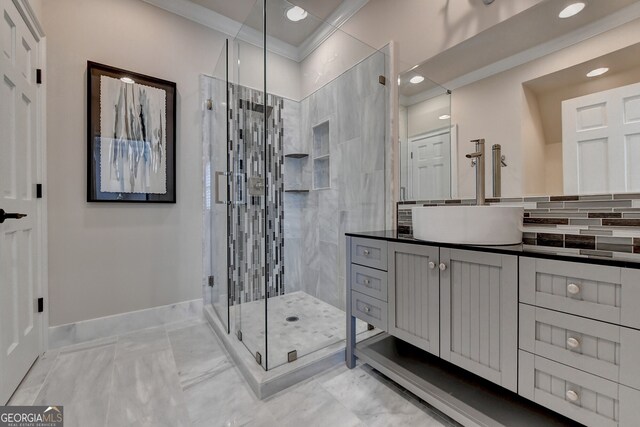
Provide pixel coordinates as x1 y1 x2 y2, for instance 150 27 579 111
412 205 524 245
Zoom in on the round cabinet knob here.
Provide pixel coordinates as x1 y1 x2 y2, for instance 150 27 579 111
566 390 579 402
428 262 436 270
439 263 447 271
364 306 370 313
567 283 581 295
567 337 580 349
363 249 370 255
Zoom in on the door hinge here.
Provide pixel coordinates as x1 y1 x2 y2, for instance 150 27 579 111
37 297 44 313
36 69 42 85
205 99 213 111
287 350 297 363
255 351 262 365
410 152 413 159
378 75 386 86
208 276 214 287
35 183 43 198
237 330 242 341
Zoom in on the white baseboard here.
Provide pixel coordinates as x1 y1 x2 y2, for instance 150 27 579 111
48 299 203 349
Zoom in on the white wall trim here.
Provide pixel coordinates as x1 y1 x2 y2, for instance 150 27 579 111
48 299 204 349
14 0 45 39
441 2 640 92
141 0 369 62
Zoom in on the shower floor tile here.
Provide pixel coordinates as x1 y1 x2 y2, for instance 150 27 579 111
230 291 368 368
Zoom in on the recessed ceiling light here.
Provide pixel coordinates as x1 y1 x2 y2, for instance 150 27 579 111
558 2 585 19
439 114 451 120
586 67 609 77
286 6 308 22
409 75 425 84
120 77 135 84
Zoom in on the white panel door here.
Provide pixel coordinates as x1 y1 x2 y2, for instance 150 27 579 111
0 0 41 405
563 81 640 194
409 130 451 200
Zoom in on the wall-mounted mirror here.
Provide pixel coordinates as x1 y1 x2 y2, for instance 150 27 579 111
398 0 640 201
399 77 452 201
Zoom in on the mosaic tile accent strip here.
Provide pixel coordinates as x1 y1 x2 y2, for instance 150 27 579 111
229 84 285 305
398 193 640 257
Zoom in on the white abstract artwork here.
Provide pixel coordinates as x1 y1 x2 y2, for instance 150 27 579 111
99 76 167 194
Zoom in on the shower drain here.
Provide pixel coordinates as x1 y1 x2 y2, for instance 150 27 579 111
286 316 299 322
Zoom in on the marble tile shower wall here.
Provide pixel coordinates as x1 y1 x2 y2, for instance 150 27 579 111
284 52 387 311
397 194 640 259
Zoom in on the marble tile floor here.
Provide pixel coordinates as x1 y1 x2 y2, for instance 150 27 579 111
7 315 460 427
230 291 369 368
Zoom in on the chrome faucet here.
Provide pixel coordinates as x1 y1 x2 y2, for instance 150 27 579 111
466 139 486 206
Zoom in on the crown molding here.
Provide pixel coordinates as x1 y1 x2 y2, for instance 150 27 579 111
142 0 299 60
141 0 369 63
297 0 370 60
441 1 640 92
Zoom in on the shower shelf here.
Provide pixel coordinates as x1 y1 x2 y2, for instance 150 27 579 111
284 153 309 159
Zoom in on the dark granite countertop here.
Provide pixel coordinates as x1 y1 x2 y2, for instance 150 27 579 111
346 230 640 269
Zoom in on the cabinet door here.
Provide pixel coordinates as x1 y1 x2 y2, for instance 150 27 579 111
388 242 440 356
440 249 518 392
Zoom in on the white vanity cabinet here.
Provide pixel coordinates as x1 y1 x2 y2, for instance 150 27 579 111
387 242 440 356
518 257 640 427
346 235 640 426
440 249 518 392
349 238 518 390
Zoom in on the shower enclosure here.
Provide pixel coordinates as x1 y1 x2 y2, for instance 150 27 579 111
203 0 389 371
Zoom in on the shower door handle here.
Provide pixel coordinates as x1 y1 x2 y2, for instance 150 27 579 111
214 171 230 205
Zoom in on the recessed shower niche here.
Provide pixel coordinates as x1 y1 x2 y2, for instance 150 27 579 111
284 153 309 193
313 121 330 190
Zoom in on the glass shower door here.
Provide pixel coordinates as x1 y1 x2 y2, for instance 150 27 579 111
208 41 231 333
230 0 268 369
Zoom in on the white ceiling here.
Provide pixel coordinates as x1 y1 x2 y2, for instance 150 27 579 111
143 0 368 61
188 0 257 23
399 0 640 97
188 0 344 47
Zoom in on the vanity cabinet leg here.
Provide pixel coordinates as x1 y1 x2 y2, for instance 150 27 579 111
346 313 356 368
346 236 356 368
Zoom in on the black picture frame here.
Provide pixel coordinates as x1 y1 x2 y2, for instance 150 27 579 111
87 61 177 203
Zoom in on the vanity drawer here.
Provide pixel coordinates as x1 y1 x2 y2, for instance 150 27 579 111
351 291 387 331
519 350 621 427
350 264 388 301
351 238 387 271
520 304 640 390
519 257 640 329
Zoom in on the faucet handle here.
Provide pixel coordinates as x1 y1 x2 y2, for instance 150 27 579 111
470 138 485 144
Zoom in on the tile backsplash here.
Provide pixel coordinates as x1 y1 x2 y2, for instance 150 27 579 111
397 193 640 258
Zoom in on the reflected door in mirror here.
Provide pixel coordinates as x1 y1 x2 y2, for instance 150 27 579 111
409 130 451 200
563 81 640 194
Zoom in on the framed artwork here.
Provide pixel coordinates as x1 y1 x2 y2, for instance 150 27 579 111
87 61 176 202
